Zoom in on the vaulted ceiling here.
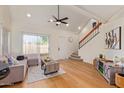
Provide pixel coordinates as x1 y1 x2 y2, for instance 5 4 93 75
76 5 124 23
9 5 124 34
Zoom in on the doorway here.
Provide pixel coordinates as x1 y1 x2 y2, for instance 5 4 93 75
58 36 68 60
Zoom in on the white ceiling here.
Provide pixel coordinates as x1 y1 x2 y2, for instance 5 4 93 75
76 5 124 23
9 5 90 34
9 5 124 34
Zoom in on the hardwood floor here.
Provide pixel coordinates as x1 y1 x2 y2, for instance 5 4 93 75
1 60 116 88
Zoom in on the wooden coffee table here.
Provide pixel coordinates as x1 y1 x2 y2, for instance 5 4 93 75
41 60 59 75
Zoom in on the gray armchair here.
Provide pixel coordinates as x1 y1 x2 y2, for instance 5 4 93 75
41 59 59 75
26 54 40 66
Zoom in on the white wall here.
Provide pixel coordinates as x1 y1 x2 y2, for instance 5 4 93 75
79 25 105 63
103 18 124 59
79 17 124 64
10 25 78 60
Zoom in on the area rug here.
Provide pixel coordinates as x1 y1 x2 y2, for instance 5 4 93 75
27 65 65 83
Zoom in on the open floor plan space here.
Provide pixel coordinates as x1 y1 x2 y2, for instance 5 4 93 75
2 60 115 88
1 5 124 88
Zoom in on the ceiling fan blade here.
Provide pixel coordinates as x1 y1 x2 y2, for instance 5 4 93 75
61 21 67 24
49 5 69 26
60 17 69 21
52 16 58 21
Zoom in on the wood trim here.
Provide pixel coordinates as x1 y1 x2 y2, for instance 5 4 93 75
79 22 102 44
79 32 100 49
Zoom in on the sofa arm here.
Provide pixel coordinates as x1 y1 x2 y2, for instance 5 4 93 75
0 59 28 86
0 64 25 86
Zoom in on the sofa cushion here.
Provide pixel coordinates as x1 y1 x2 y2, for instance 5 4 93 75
25 54 40 59
0 56 8 64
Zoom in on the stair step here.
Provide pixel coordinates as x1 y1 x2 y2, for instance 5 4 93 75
69 56 82 61
72 52 78 55
71 54 80 58
72 51 78 54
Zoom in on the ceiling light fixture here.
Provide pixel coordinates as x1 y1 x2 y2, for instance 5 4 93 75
66 23 69 27
56 21 61 25
78 26 81 30
48 5 69 26
27 13 31 18
49 19 53 22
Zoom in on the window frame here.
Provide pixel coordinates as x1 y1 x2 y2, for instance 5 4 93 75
22 32 49 55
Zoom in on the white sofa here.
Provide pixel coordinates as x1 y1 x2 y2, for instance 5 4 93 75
0 53 40 86
0 59 28 86
10 53 40 66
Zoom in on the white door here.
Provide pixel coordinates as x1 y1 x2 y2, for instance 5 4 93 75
58 36 68 60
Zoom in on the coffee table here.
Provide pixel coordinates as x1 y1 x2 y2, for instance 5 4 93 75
41 59 59 75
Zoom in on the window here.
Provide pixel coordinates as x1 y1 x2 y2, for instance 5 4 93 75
23 34 49 54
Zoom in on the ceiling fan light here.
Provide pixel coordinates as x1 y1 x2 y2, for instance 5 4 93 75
49 19 53 22
56 22 61 25
49 5 69 27
78 26 81 30
27 13 31 18
66 23 69 27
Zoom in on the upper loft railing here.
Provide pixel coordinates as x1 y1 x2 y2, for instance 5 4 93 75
79 22 102 49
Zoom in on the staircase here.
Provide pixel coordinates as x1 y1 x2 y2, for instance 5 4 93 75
69 51 83 61
69 22 102 61
79 22 102 49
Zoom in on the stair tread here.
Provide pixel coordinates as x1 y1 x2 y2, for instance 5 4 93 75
71 55 80 58
72 52 78 55
69 56 82 61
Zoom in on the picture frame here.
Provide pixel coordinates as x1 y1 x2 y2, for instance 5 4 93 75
105 26 121 50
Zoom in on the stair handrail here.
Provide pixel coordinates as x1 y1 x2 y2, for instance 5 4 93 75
79 22 102 45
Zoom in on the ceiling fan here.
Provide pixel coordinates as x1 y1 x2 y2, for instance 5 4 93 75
48 5 69 26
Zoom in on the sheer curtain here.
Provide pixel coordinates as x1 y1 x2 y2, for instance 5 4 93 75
0 25 10 56
23 34 49 54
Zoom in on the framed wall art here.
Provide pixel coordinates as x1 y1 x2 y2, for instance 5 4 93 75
105 26 121 50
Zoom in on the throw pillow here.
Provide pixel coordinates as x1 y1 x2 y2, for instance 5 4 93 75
11 56 19 65
8 57 13 65
2 56 8 64
16 55 25 61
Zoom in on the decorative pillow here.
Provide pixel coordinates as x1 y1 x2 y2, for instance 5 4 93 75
8 57 13 65
16 55 25 61
11 56 19 65
7 56 19 65
2 56 8 64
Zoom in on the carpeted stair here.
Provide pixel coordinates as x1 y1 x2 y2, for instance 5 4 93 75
69 51 83 61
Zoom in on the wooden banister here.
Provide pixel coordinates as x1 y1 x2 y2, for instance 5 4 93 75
79 22 102 44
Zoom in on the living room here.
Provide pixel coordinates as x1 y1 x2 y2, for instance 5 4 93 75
1 4 124 89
